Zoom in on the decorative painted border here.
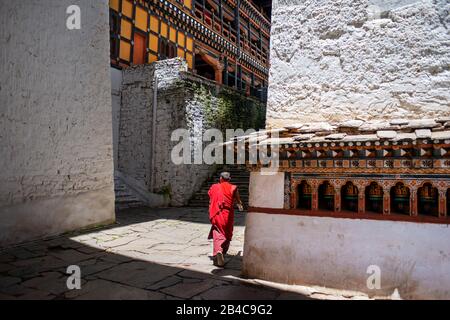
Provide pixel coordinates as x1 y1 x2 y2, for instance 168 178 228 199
248 206 450 225
287 176 450 217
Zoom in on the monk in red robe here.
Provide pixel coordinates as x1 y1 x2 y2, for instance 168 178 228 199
208 172 244 267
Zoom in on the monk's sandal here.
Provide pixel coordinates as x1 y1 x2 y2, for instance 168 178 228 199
216 252 225 267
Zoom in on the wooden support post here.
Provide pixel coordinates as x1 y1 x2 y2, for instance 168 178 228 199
410 193 418 216
312 188 318 211
219 0 223 34
358 193 365 214
383 193 390 215
334 192 341 213
223 57 228 85
439 193 446 218
202 0 206 23
290 187 296 209
215 65 223 84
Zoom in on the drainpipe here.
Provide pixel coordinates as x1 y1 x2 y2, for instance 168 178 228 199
150 76 158 192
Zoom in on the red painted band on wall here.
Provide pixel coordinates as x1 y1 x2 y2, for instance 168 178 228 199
247 207 450 225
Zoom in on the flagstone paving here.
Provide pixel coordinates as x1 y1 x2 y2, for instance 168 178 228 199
0 207 370 300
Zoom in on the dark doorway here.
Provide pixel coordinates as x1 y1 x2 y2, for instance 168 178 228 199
447 189 450 217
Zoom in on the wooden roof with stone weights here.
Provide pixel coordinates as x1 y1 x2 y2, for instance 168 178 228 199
228 117 450 172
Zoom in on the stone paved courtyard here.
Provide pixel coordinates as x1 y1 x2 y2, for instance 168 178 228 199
0 207 372 300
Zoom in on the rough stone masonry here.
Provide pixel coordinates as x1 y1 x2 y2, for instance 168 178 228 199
267 0 450 128
0 0 115 246
118 58 265 207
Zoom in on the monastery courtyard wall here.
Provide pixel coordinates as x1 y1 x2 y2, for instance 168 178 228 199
243 0 450 299
0 0 115 246
266 0 450 127
244 172 450 299
118 59 265 206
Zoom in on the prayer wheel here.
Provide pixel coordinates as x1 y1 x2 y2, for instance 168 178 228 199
392 184 410 213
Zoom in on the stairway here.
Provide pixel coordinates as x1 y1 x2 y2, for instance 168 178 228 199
114 177 149 211
188 165 250 208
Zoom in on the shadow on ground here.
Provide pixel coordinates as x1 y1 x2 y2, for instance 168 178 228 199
0 208 311 300
113 206 247 228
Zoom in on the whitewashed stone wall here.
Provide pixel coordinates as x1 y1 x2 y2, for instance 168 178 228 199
267 0 450 128
118 65 157 188
243 212 450 299
249 172 285 209
118 59 221 206
152 68 218 206
0 0 115 246
111 68 123 171
118 58 265 206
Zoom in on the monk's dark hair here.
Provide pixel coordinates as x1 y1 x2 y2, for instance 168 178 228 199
220 172 231 181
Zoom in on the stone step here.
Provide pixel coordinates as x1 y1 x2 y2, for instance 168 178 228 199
114 178 149 211
188 164 250 208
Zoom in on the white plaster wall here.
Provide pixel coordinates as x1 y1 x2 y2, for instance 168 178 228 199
267 0 450 127
118 59 265 206
118 59 216 206
111 68 123 171
249 171 285 208
152 60 223 206
0 0 115 246
118 64 156 188
243 212 450 299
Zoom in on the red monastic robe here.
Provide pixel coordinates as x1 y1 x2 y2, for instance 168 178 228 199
208 181 237 256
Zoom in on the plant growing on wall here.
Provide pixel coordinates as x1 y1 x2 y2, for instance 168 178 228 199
155 184 172 201
188 80 266 132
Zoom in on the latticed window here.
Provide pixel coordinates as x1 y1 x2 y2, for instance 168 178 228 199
109 10 120 60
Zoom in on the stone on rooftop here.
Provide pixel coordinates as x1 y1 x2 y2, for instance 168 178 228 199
393 133 416 142
238 119 450 149
257 137 295 145
390 119 409 125
325 133 347 140
297 122 335 133
377 130 397 139
415 129 432 139
284 124 304 130
308 136 328 143
360 121 399 132
315 131 337 136
293 134 316 141
338 120 364 128
431 131 450 140
436 117 450 123
403 119 439 129
342 134 379 142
